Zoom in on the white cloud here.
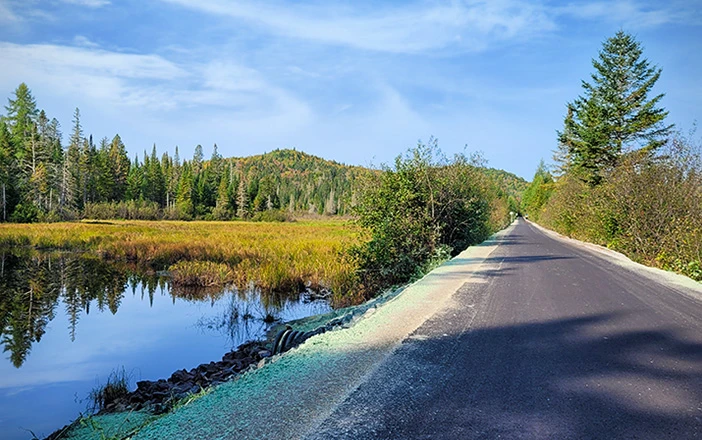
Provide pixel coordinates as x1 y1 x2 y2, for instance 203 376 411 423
60 0 111 7
160 0 556 53
0 42 185 82
0 42 312 144
72 35 100 48
158 0 702 54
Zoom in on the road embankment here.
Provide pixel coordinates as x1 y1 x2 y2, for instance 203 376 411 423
54 224 517 440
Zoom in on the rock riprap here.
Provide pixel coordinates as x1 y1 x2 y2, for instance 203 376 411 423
101 341 272 414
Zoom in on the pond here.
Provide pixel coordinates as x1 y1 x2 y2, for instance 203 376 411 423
0 251 331 440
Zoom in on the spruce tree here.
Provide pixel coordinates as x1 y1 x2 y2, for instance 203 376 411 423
5 83 38 156
0 121 15 220
192 144 203 175
558 31 673 185
175 163 194 218
107 135 130 201
213 172 231 220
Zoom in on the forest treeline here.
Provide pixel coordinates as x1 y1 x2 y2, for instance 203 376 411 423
0 83 369 222
522 31 701 281
0 83 526 224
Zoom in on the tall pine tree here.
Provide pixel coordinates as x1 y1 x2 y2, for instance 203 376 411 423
557 31 673 185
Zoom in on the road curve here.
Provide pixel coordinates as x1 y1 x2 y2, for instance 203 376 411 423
308 219 702 439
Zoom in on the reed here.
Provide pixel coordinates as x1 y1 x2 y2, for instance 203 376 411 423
0 219 361 300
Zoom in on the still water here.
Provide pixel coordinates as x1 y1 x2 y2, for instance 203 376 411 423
0 251 331 440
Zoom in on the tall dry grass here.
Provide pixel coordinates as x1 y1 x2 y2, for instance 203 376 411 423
0 220 361 299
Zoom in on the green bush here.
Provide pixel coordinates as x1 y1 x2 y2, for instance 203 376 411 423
351 140 502 296
542 134 702 280
83 200 161 220
9 203 39 223
251 210 292 222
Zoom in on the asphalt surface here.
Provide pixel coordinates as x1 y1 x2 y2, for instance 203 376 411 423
308 219 702 439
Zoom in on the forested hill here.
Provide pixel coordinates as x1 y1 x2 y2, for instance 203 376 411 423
482 168 528 203
0 82 525 222
224 149 367 216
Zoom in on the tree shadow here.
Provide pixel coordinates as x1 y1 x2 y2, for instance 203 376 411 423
495 233 533 246
483 255 575 264
312 312 702 439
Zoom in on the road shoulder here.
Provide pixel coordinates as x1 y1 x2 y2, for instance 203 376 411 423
526 220 702 301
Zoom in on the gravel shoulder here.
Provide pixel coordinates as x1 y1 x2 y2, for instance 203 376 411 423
527 220 702 300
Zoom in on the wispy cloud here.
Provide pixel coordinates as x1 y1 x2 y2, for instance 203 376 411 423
0 42 311 136
158 0 702 55
0 43 185 81
556 0 700 28
159 0 556 53
0 0 20 22
60 0 111 7
72 35 100 48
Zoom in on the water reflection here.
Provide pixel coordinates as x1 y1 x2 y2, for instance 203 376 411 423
197 289 329 348
0 249 331 439
0 250 329 369
1 250 137 368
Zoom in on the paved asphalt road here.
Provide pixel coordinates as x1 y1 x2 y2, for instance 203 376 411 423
308 219 702 439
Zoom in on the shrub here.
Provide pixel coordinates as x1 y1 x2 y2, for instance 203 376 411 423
542 132 702 280
251 210 292 222
9 203 39 223
351 139 501 296
83 200 161 220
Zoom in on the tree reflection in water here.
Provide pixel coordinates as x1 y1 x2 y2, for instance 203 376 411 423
0 250 332 369
0 250 147 367
0 250 202 368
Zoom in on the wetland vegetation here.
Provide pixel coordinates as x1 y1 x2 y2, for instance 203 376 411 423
0 219 360 300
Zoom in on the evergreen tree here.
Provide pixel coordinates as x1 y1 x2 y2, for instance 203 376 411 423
192 144 203 175
213 171 232 220
125 154 142 201
176 163 194 218
108 134 130 201
558 31 673 185
166 147 181 209
79 135 97 207
142 144 165 205
65 109 84 209
41 115 63 214
4 83 38 162
210 143 223 178
0 121 16 220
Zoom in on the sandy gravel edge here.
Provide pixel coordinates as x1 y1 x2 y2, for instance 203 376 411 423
527 220 702 299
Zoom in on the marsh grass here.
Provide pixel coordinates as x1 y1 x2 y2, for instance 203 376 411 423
169 260 234 286
88 368 130 414
0 219 361 300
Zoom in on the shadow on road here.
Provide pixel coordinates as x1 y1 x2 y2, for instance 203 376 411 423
483 255 575 264
313 312 702 439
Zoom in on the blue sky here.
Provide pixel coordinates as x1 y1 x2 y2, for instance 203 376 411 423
0 0 700 179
